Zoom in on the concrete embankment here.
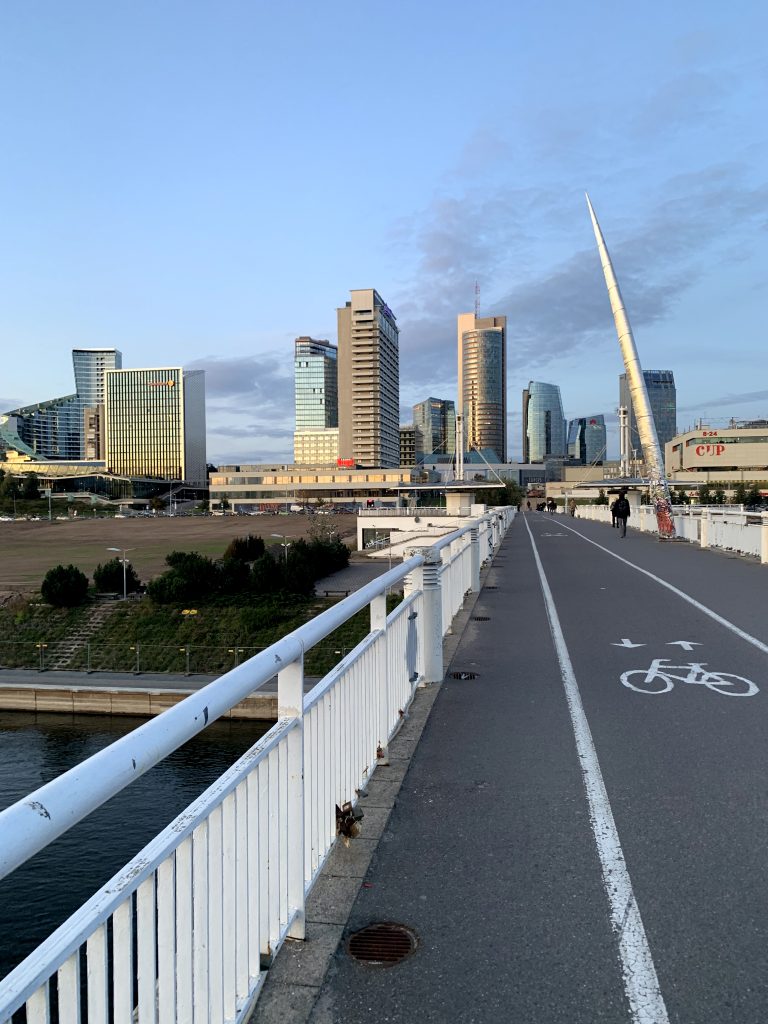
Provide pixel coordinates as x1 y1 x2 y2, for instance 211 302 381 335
0 670 278 720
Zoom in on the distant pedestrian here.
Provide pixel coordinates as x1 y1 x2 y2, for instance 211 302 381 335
568 498 576 517
614 492 630 538
526 500 531 511
610 499 618 528
547 498 556 514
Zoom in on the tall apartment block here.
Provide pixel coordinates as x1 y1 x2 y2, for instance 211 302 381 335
104 367 207 485
337 289 400 468
73 348 123 459
457 313 507 462
293 337 339 464
522 381 566 462
399 425 416 466
413 397 456 462
619 370 676 461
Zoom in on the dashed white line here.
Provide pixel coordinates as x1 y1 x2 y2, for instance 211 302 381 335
523 516 669 1024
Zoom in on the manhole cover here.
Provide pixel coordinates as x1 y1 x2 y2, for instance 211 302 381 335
347 923 418 966
450 671 477 680
485 585 498 590
472 615 490 621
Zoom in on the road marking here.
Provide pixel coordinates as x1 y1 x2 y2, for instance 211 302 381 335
621 659 758 697
557 521 768 656
612 638 645 648
523 517 669 1024
667 641 701 651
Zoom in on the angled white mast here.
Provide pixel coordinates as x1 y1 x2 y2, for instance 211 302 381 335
586 194 676 538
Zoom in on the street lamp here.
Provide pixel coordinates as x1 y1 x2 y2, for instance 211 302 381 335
107 547 135 600
271 534 291 565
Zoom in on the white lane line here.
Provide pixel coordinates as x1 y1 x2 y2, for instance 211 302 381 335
555 520 768 656
523 516 669 1024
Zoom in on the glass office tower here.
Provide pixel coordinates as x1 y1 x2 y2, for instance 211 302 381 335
413 398 456 462
522 382 566 462
104 367 206 485
72 348 122 458
567 415 607 464
2 395 82 460
457 314 507 462
619 370 676 463
294 337 338 464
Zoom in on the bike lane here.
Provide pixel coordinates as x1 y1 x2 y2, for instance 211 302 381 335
526 513 768 1023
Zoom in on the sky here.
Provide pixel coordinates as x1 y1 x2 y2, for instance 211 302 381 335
1 0 766 464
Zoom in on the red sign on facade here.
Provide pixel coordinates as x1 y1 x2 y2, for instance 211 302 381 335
695 444 725 456
337 458 355 468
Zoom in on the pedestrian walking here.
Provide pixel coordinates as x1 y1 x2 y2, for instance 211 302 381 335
526 500 531 511
568 498 576 517
614 491 630 538
610 498 618 528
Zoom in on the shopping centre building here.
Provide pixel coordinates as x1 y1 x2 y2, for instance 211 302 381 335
665 423 768 489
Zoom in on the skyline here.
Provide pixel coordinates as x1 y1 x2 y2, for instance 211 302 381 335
2 2 767 463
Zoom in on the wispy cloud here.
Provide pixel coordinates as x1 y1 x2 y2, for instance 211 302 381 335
678 389 768 413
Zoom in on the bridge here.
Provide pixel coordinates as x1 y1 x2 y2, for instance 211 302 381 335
2 504 768 1023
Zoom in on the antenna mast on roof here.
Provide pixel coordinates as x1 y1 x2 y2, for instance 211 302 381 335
474 280 480 318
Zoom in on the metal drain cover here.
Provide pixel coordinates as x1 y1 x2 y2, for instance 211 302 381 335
450 671 477 680
347 923 418 966
472 615 490 621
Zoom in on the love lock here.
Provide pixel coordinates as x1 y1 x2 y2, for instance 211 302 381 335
336 801 364 841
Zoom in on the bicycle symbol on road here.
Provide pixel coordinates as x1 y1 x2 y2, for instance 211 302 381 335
621 658 759 697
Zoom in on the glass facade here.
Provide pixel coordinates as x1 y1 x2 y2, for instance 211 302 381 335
2 395 82 460
619 370 676 461
105 367 202 482
413 398 456 462
72 348 122 458
523 382 566 462
461 325 506 462
294 337 338 433
293 428 339 464
567 415 607 464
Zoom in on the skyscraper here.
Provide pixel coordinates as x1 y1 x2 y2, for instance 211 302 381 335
567 415 607 464
522 382 566 462
104 367 206 485
293 337 338 464
73 348 122 459
413 397 456 462
337 289 400 468
457 313 507 462
619 370 676 462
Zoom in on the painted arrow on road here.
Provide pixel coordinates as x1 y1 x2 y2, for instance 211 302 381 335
612 638 645 648
667 640 702 651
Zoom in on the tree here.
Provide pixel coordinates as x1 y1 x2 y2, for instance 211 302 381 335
0 474 20 499
713 487 726 505
473 480 524 508
594 488 609 506
93 557 140 594
219 494 231 511
41 564 89 607
732 482 747 505
21 472 41 500
223 534 266 562
745 485 761 508
698 484 713 505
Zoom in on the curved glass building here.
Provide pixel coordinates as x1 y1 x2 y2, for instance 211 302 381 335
457 314 507 462
567 414 607 464
522 382 566 462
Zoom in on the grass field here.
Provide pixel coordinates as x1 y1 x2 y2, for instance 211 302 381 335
0 513 357 592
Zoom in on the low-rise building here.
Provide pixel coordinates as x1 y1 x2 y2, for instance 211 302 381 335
665 424 768 486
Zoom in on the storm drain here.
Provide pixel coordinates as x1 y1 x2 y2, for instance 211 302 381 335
472 615 490 621
347 923 418 966
485 585 498 590
450 670 478 680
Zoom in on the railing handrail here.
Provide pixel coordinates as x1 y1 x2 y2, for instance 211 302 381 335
0 553 424 881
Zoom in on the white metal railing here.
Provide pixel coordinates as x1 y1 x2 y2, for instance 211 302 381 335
573 504 768 563
0 508 514 1023
358 506 471 518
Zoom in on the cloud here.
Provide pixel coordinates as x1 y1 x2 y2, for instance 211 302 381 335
678 389 768 413
188 354 293 411
208 422 295 442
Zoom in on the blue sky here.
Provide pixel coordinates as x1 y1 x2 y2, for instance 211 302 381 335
1 0 766 463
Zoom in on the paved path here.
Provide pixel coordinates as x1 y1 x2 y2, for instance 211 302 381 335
310 511 768 1023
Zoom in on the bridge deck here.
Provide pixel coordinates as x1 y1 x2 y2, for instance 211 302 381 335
308 511 768 1023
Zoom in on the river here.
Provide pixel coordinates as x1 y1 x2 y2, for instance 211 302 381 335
0 711 270 984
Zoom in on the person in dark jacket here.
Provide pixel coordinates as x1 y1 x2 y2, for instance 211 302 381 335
610 498 618 528
614 492 630 537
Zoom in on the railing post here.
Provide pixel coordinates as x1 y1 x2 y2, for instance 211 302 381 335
278 654 305 940
470 526 481 592
419 550 444 683
370 594 389 761
700 509 710 549
761 512 768 565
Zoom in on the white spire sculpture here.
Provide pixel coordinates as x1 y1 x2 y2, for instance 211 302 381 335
586 194 676 539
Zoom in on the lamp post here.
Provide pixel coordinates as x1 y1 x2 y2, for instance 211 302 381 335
107 547 135 600
271 534 290 564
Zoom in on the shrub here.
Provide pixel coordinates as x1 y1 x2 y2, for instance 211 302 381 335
41 565 89 607
223 534 265 562
93 557 141 594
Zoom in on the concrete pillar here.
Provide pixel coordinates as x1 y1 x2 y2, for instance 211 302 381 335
761 512 768 565
700 509 710 549
470 525 481 593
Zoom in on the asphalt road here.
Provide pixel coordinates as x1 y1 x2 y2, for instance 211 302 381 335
310 512 768 1023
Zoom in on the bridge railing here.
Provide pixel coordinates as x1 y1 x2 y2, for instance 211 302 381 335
0 508 514 1023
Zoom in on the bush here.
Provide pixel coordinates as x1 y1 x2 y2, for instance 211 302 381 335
41 565 89 607
93 557 141 594
223 534 266 562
